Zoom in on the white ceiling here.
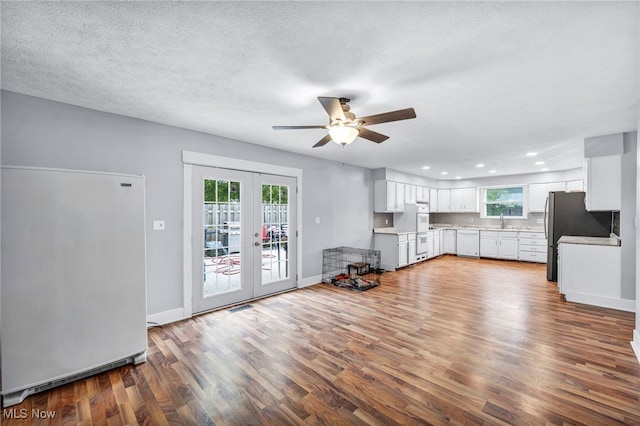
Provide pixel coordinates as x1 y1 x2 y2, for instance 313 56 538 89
1 1 638 180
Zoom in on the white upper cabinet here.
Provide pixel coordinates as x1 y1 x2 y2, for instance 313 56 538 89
527 184 546 212
429 188 438 212
584 155 621 211
437 189 451 212
583 133 623 212
416 186 429 203
404 184 417 205
374 181 405 212
395 182 405 211
450 188 477 212
565 180 584 191
528 182 566 212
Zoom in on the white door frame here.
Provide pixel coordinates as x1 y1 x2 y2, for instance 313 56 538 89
182 150 303 318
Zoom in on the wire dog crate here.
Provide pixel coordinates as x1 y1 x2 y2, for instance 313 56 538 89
322 247 382 291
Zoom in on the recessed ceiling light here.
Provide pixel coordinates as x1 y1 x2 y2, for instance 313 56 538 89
535 161 545 165
455 176 462 179
541 168 549 172
422 166 430 170
489 170 497 174
526 152 538 157
441 171 448 175
476 164 485 168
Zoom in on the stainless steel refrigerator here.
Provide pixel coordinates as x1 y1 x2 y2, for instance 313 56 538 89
545 191 611 281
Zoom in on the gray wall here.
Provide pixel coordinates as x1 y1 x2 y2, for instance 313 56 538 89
1 91 375 316
622 132 637 300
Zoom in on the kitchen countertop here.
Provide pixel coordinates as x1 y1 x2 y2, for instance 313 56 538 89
558 235 621 247
430 224 544 232
373 225 545 234
373 228 415 235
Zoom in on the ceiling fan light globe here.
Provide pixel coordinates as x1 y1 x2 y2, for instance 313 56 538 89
328 126 359 145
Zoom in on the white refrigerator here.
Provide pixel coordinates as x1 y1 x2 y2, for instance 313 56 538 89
1 167 147 407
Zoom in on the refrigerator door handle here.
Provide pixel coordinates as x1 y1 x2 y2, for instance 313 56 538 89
543 195 549 240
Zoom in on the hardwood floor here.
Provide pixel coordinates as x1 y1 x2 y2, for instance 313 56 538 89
4 255 640 425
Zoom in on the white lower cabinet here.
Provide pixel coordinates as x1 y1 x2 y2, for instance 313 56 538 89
443 229 456 254
398 234 409 268
518 231 547 263
408 233 417 264
498 232 518 260
480 231 518 260
480 231 499 257
558 242 630 311
376 228 547 269
424 230 443 259
375 232 417 271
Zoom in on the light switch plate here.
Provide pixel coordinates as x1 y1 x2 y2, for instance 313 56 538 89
315 217 320 224
153 220 165 230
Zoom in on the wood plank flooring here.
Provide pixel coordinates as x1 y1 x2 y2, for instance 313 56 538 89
4 255 640 425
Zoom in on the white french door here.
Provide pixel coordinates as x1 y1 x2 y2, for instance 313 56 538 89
191 165 297 313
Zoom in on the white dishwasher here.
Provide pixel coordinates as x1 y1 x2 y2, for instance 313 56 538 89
456 229 480 257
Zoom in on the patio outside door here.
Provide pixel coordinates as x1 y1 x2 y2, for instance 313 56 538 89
192 166 297 313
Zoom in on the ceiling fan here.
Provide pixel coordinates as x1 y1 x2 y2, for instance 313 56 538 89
272 97 417 148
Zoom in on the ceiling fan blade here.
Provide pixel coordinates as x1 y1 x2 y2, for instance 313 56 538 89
357 127 389 144
312 134 333 148
272 125 327 130
358 108 416 126
318 97 346 122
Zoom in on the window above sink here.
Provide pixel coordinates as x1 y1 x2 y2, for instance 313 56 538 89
479 185 527 219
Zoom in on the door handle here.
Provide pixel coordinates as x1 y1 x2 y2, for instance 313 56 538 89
254 232 260 238
543 195 549 240
254 241 260 246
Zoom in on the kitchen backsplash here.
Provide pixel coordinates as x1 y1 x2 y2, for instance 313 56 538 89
374 211 545 229
431 212 545 229
373 213 394 228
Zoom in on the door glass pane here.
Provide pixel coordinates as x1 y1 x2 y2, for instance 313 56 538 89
261 184 289 284
203 178 242 296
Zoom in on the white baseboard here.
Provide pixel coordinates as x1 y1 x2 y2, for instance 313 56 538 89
564 291 635 312
300 274 322 288
147 307 186 327
147 278 323 327
631 330 640 365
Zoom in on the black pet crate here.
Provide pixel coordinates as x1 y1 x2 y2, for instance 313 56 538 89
322 247 382 291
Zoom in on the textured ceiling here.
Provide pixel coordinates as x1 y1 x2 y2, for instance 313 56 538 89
1 1 638 180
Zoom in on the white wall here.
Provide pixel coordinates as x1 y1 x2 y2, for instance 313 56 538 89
375 166 583 189
0 91 375 318
439 169 584 189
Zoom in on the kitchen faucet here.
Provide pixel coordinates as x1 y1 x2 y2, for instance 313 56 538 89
500 213 505 229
